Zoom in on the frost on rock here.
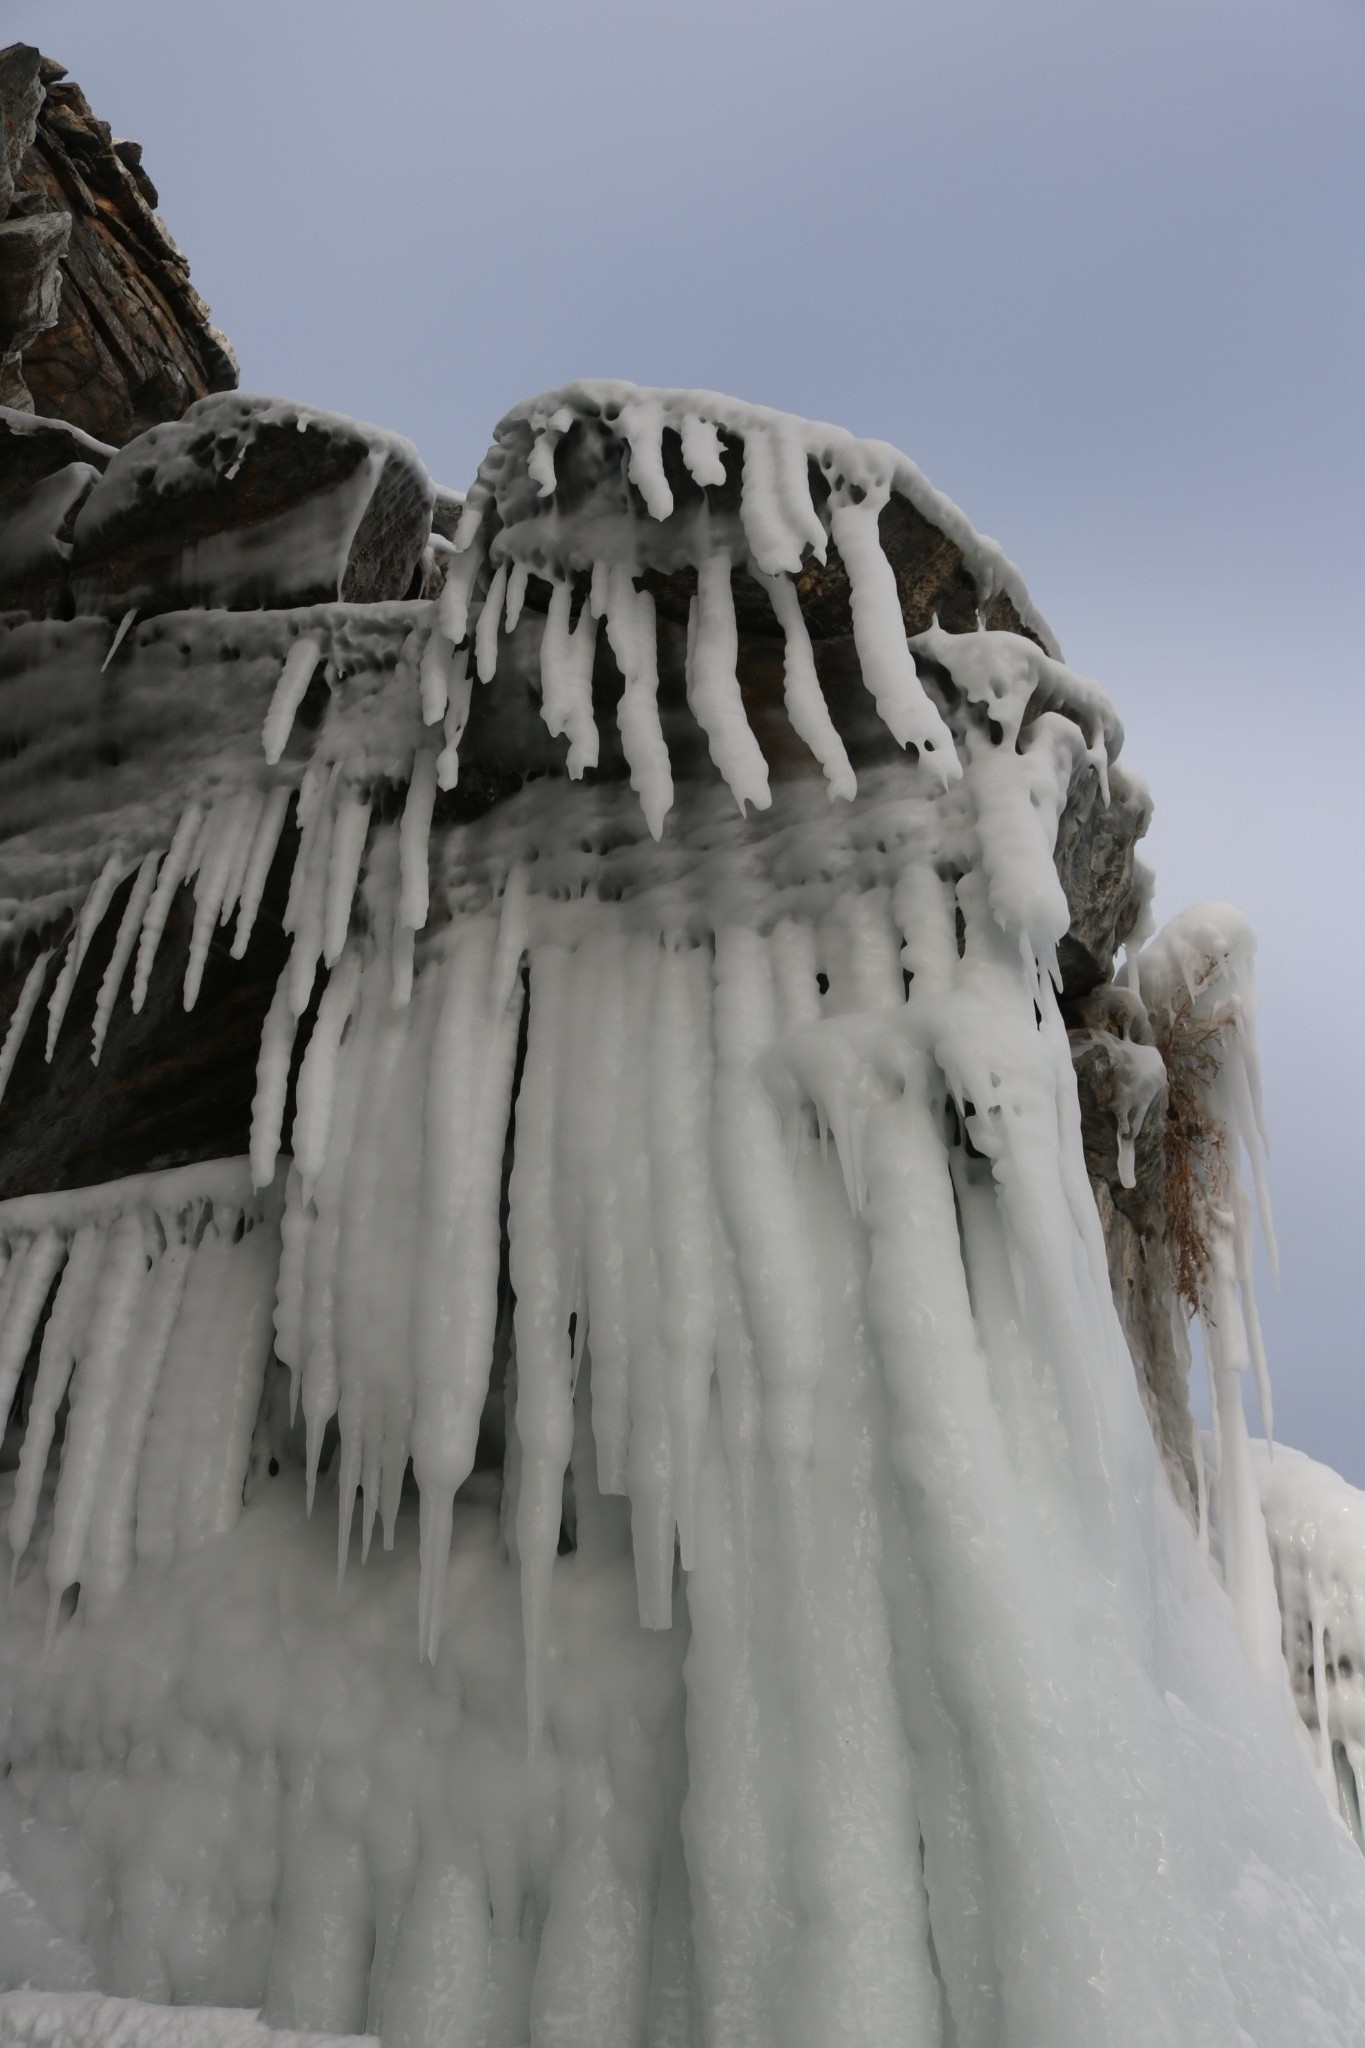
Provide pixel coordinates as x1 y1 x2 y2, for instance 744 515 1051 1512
1 379 1364 2047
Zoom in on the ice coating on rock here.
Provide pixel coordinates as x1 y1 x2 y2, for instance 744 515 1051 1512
1256 1442 1365 1845
5 381 1365 2046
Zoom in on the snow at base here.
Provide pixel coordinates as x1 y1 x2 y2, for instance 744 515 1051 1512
2 383 1363 2044
0 1989 363 2047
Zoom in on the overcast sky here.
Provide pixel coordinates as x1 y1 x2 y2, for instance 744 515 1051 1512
12 0 1364 1474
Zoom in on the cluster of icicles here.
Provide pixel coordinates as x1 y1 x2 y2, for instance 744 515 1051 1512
0 1163 278 1631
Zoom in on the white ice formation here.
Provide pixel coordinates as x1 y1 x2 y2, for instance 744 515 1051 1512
2 383 1364 2046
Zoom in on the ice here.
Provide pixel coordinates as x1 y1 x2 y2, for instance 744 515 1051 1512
0 949 52 1106
263 637 323 766
46 854 125 1059
685 554 771 813
7 384 1365 2047
131 804 204 1014
1256 1443 1365 1841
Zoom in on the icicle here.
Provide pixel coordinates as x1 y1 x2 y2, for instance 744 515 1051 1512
619 936 674 1626
399 750 438 933
757 569 856 800
184 798 255 1010
686 553 771 812
322 787 371 968
580 935 631 1495
738 422 807 575
539 580 601 777
131 803 204 1013
274 1166 309 1406
509 943 574 1741
491 865 529 1021
619 391 674 520
218 784 264 928
0 949 52 1105
250 968 297 1189
828 487 960 782
84 1237 190 1603
231 784 292 960
301 972 378 1509
46 1211 150 1605
435 642 473 791
45 853 125 1060
680 410 727 489
7 1221 104 1573
419 626 453 726
293 948 362 1191
0 1227 64 1427
136 1223 227 1566
391 921 415 1010
203 1223 280 1539
334 993 412 1585
437 536 485 646
262 634 323 764
475 560 509 683
286 785 333 1017
650 943 717 1575
604 564 673 839
100 605 138 671
88 855 156 1062
413 920 524 1658
505 558 529 631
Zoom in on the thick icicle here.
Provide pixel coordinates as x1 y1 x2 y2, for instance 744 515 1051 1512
249 969 297 1190
7 1221 105 1572
757 569 856 801
509 943 575 1746
83 1238 190 1604
475 560 509 683
46 1211 150 1606
399 750 438 933
686 553 771 813
323 787 371 968
0 1227 65 1426
619 935 674 1626
604 565 673 839
437 535 485 646
828 487 959 781
262 635 322 765
292 948 362 1192
539 580 601 778
413 919 524 1657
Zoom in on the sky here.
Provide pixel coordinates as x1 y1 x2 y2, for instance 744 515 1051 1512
11 0 1364 1473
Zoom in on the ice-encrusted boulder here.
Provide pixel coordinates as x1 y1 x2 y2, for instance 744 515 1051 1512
70 393 436 617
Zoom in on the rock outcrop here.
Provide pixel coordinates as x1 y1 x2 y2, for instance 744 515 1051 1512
0 44 236 439
0 49 1182 1525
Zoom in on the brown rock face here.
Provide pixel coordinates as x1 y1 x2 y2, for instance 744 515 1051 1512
0 46 237 439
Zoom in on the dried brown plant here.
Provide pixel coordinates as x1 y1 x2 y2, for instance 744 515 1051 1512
1152 978 1228 1318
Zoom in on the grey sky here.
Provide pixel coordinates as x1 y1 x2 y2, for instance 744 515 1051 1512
11 0 1364 1474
